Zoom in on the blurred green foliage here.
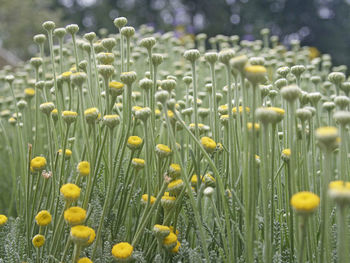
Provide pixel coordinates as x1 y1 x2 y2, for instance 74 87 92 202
1 0 350 68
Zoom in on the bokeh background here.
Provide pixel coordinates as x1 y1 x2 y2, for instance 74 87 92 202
1 0 350 69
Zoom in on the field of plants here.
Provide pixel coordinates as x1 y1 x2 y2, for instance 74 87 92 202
0 16 349 263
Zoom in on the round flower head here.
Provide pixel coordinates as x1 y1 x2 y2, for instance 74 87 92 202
121 26 135 38
30 156 47 172
121 71 137 86
183 49 200 62
168 163 181 179
84 107 99 124
60 183 81 201
111 242 133 262
167 179 184 195
35 210 52 226
230 55 248 72
191 174 203 187
127 136 143 150
131 158 145 170
78 258 93 263
153 224 171 239
109 81 124 97
139 37 156 50
316 126 339 151
161 192 176 210
328 181 350 203
139 78 153 91
97 51 115 64
77 161 90 177
40 102 55 116
163 232 178 250
290 191 320 214
70 225 91 244
64 207 86 225
171 241 181 253
24 88 35 99
201 136 217 154
103 114 120 129
71 72 87 87
155 144 172 158
135 107 151 122
141 194 156 205
244 65 267 84
218 49 235 65
280 85 301 102
32 234 45 248
281 148 291 162
98 65 115 79
0 214 8 226
114 17 128 29
62 110 78 124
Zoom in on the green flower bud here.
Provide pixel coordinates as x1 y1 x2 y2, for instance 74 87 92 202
42 21 56 32
33 34 47 45
113 17 128 29
54 28 66 39
65 24 79 35
183 49 200 63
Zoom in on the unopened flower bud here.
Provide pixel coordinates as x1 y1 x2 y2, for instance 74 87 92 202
113 17 128 29
42 21 55 32
65 24 79 35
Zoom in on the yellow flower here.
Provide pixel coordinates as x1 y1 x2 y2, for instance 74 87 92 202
32 234 45 248
191 174 203 186
281 148 291 162
111 242 133 261
163 232 177 249
64 207 86 225
218 104 228 115
245 65 267 74
58 149 72 158
328 180 350 203
70 225 91 244
35 210 52 226
109 81 124 97
161 194 176 210
61 71 72 80
155 144 172 158
141 194 156 205
290 191 320 213
62 110 78 124
60 183 81 201
84 107 99 124
200 136 217 153
171 241 181 253
77 161 90 176
169 226 180 236
24 88 35 98
167 179 184 195
169 163 181 178
167 110 174 119
131 158 145 169
153 224 171 238
316 126 339 150
155 109 161 118
127 136 143 150
77 258 93 263
0 214 8 226
30 156 47 172
244 65 267 84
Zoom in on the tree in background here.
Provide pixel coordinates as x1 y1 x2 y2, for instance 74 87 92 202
0 0 61 60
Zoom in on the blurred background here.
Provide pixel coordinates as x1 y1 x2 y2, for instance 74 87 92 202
1 0 350 69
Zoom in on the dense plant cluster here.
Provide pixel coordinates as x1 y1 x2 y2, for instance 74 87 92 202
0 17 350 263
